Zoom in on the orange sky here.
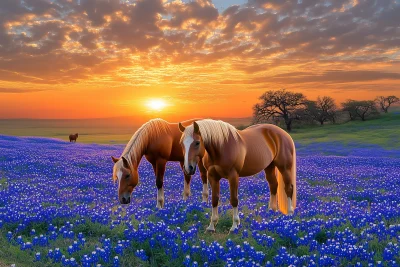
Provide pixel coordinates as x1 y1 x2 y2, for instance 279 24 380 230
0 0 399 120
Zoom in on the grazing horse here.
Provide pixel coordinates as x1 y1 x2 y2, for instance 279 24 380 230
69 133 78 142
111 118 208 208
179 119 296 233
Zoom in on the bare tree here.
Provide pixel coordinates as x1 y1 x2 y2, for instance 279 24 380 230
342 100 379 121
342 100 357 121
375 96 399 113
305 96 338 125
253 89 307 132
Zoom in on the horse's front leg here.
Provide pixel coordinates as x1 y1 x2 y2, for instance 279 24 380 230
228 173 240 233
155 160 166 209
180 162 192 200
198 160 209 203
206 172 220 233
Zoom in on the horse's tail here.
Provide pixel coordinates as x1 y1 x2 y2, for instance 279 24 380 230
277 141 296 215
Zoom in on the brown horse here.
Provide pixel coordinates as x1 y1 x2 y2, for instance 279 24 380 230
69 133 78 142
111 118 208 208
179 119 296 233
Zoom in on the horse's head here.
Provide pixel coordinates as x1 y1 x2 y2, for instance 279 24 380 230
179 121 205 175
111 156 138 204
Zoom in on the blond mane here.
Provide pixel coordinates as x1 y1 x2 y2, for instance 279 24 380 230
185 119 239 148
122 118 171 166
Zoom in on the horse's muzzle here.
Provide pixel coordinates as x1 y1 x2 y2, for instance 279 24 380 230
185 165 196 176
120 196 131 204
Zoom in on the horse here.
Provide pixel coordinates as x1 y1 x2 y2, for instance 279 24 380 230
111 118 209 208
69 133 78 142
179 119 296 233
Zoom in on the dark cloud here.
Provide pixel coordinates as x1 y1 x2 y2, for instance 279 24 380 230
165 0 219 28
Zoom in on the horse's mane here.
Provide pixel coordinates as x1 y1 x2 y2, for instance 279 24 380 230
122 118 171 166
186 119 239 148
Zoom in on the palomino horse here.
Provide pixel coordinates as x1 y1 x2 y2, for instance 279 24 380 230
69 133 78 142
111 119 208 208
179 119 296 232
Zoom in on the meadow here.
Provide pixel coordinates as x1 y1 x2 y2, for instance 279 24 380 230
0 113 399 266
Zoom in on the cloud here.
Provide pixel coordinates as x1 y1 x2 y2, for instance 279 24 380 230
0 0 398 87
0 87 47 93
271 70 400 84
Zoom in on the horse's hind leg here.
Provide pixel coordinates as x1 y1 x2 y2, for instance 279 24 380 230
198 160 209 203
179 162 192 200
264 163 278 211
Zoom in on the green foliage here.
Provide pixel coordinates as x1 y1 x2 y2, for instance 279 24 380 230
315 230 328 244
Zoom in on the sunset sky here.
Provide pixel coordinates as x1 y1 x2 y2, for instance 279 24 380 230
0 0 399 120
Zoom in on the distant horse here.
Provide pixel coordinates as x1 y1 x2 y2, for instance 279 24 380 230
111 119 208 207
179 119 296 233
69 133 78 142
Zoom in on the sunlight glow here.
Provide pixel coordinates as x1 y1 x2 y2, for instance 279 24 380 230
146 99 167 111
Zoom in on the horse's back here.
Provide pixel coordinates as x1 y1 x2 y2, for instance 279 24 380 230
238 125 275 176
238 124 294 176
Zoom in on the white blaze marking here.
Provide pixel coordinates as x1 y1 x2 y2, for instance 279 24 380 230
117 170 122 190
183 135 194 173
117 170 122 181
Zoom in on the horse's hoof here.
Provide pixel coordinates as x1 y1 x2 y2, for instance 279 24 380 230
205 228 216 233
229 228 239 234
182 193 191 201
287 210 294 216
268 203 278 211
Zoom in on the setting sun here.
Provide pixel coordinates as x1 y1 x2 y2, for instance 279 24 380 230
146 99 167 111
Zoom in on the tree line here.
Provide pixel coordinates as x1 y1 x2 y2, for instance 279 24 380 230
252 89 399 132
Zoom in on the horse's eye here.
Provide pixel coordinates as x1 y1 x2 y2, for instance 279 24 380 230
125 174 130 179
195 141 200 146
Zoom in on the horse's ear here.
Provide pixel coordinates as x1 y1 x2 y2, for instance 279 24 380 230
178 122 186 133
193 121 200 135
111 156 119 163
121 156 130 168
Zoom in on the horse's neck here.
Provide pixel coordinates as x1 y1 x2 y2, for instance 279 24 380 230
123 141 146 170
127 148 145 168
204 138 236 161
204 131 243 164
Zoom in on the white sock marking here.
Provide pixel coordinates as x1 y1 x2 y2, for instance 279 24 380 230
157 187 164 208
230 207 240 232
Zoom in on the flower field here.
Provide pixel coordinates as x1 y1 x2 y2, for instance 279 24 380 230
0 134 399 267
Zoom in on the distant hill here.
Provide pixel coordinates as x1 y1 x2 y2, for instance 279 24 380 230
0 116 252 144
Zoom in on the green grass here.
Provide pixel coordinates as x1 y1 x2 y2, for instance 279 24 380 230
1 112 399 147
290 112 400 149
